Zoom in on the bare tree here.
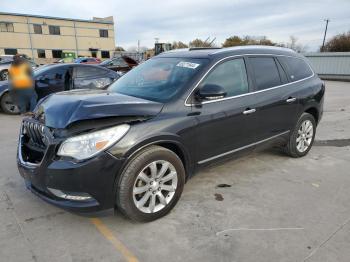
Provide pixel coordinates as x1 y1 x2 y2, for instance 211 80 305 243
189 38 215 48
322 31 350 52
172 41 188 49
280 36 308 53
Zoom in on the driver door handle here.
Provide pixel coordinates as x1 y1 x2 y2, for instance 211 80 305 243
286 97 297 103
243 108 256 115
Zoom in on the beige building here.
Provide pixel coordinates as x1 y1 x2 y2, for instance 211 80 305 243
0 12 115 63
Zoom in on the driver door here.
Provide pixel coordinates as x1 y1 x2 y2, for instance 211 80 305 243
191 58 259 164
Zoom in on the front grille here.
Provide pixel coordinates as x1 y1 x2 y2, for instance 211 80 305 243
22 120 48 150
20 120 50 164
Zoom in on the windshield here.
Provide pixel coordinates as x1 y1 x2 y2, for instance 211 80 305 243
108 57 208 102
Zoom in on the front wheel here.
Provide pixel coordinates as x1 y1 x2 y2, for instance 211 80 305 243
284 112 316 158
116 146 185 222
0 92 20 115
0 70 8 81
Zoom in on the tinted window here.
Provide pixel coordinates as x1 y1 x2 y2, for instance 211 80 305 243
33 24 42 34
49 25 60 35
101 51 110 58
250 57 281 90
99 29 108 38
109 57 208 102
37 49 46 58
35 67 68 80
52 50 62 59
0 22 14 32
75 66 108 78
200 58 249 97
282 57 313 81
4 48 17 55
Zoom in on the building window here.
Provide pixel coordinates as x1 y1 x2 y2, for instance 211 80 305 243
101 51 110 58
4 48 18 55
99 29 108 38
0 22 14 32
33 24 42 34
49 25 60 35
52 50 62 58
37 49 46 58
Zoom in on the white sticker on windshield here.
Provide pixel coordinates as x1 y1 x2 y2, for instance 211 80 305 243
176 61 200 69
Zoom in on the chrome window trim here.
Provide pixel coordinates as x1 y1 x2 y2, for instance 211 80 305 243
197 130 290 164
184 53 315 106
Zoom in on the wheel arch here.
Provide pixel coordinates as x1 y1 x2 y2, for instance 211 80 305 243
304 106 319 124
124 138 192 179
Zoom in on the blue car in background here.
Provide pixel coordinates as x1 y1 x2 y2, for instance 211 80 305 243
0 63 119 114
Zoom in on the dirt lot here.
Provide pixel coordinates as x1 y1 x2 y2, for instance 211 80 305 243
0 81 349 262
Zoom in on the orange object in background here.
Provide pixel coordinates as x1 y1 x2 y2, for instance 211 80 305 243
8 63 33 89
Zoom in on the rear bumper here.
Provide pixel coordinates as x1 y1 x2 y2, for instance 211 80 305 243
17 131 125 213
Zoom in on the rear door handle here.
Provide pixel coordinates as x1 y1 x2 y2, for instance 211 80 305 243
286 97 297 103
243 108 256 115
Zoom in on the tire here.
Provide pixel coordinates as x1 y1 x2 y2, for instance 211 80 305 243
0 92 20 115
284 112 316 158
116 146 185 222
0 70 8 81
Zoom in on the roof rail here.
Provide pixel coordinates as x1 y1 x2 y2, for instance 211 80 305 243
189 47 222 51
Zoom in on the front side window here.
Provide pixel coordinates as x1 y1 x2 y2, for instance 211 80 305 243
109 57 209 102
52 50 62 58
0 22 14 32
199 58 249 97
99 29 108 38
281 56 313 81
33 24 42 34
49 25 60 35
249 57 281 90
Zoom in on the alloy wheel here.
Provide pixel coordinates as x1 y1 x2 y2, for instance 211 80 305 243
296 119 314 153
133 160 178 213
1 93 20 114
1 71 8 81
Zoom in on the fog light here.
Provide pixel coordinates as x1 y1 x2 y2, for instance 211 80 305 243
48 188 92 201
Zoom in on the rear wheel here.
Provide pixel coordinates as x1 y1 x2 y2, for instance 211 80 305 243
0 70 8 81
284 113 316 157
116 146 185 222
0 92 20 115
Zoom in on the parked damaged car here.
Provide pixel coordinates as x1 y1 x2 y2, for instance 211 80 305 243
17 46 324 222
0 64 119 114
99 56 138 74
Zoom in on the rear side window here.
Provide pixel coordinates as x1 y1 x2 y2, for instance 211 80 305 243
75 66 108 78
249 57 281 90
281 57 313 81
200 58 249 97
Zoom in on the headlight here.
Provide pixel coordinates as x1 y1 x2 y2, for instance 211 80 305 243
57 124 130 160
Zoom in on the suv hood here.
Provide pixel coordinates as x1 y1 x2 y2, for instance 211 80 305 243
36 90 164 129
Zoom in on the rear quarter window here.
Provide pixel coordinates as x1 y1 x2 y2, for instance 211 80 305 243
249 57 282 90
281 56 313 81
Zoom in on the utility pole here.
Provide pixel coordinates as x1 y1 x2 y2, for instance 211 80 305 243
321 19 330 52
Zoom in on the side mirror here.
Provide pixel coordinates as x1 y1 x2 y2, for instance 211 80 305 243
196 84 227 101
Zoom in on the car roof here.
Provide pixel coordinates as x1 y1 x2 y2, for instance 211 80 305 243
157 45 301 60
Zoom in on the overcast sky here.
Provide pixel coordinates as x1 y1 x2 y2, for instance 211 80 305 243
2 0 350 51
